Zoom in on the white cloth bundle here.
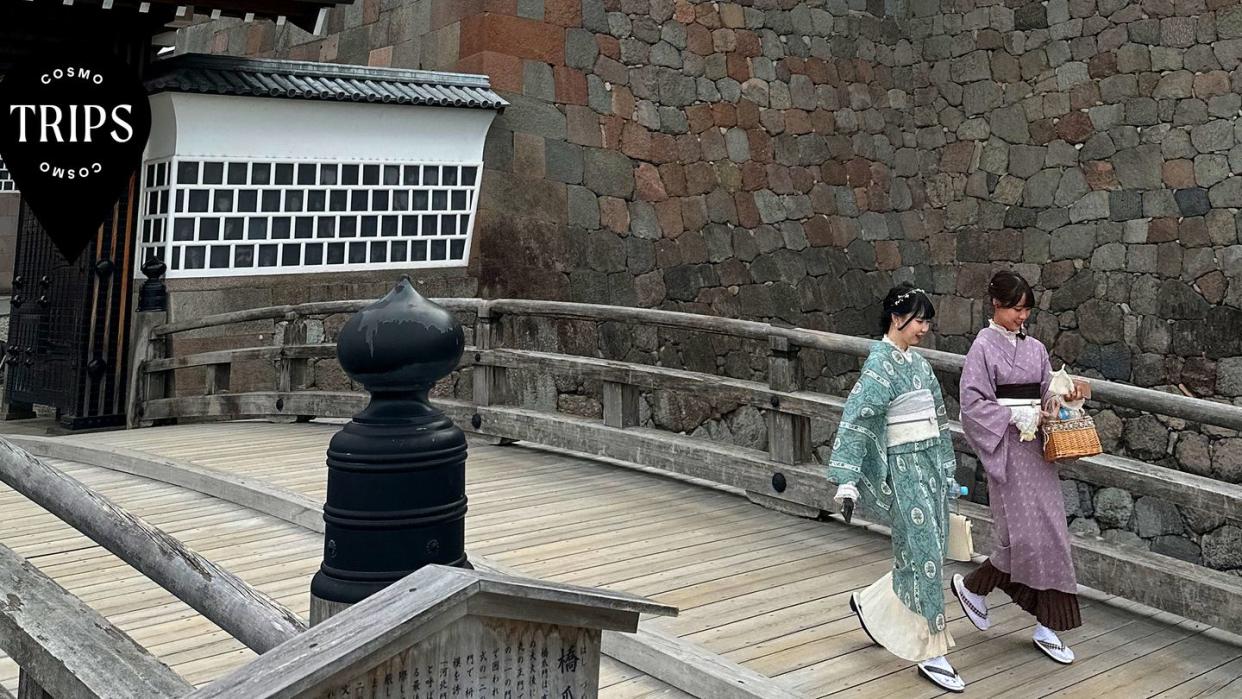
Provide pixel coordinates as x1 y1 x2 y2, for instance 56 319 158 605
1047 368 1086 417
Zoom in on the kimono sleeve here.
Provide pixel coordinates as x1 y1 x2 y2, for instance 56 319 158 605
827 355 894 508
926 362 961 494
959 339 1013 485
1038 341 1053 403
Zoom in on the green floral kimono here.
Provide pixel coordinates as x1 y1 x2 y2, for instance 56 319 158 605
827 340 959 634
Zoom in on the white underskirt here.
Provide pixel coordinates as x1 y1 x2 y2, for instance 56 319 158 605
857 572 955 662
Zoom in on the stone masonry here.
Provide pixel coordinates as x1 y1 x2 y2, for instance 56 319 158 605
178 0 1242 572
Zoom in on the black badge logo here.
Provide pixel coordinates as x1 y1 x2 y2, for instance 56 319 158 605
0 51 152 261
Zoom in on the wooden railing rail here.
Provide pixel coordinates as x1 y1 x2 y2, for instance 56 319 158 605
141 298 1242 432
0 438 306 654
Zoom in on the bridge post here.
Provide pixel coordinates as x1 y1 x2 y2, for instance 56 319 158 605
470 301 516 444
310 276 470 625
749 335 818 518
125 257 171 429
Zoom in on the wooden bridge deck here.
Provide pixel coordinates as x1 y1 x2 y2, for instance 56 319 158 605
2 420 1240 698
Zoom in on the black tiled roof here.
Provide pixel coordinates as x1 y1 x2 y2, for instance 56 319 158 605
146 54 507 110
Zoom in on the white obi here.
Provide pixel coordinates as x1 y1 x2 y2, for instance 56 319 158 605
886 389 939 446
997 397 1042 409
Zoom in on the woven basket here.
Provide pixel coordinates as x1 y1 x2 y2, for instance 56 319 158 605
1042 414 1102 461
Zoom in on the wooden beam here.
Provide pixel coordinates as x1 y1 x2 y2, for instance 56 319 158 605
143 344 336 373
0 438 307 653
5 436 326 532
0 542 193 699
152 298 481 338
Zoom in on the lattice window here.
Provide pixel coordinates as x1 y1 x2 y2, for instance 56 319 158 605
138 157 480 277
0 157 17 193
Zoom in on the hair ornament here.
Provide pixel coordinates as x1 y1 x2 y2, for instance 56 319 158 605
894 288 926 304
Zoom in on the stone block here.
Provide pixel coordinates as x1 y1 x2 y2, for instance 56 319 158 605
1202 525 1242 569
1111 146 1164 189
583 149 634 198
1094 487 1134 529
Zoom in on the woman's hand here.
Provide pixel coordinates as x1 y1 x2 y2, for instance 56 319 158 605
1066 379 1090 403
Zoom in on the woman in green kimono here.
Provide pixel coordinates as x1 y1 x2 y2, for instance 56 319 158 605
828 283 965 693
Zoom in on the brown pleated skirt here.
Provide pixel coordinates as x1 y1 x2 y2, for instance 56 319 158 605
963 559 1082 631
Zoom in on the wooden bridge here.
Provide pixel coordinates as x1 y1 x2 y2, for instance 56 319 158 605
2 292 1241 696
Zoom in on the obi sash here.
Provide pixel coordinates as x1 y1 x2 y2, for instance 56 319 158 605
997 382 1041 409
886 389 938 446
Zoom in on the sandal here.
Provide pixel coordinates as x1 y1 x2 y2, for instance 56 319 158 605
1034 637 1075 665
849 593 879 647
917 660 966 693
952 573 990 631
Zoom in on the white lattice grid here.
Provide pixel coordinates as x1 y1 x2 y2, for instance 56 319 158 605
0 157 17 193
137 156 481 277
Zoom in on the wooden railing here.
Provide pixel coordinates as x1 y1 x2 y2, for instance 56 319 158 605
125 297 1242 636
0 437 674 698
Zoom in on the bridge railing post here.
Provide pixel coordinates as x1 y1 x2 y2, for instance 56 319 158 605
126 257 171 429
275 312 308 393
310 277 470 625
752 335 817 517
603 381 640 428
472 301 508 408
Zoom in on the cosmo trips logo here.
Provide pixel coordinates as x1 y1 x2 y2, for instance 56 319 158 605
0 51 152 260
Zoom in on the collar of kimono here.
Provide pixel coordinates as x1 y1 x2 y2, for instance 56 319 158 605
988 319 1026 344
881 334 914 361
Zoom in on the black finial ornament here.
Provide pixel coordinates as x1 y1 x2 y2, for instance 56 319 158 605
311 277 469 606
137 256 167 312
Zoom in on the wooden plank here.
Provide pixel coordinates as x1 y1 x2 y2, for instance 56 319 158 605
1043 630 1242 697
1151 654 1242 697
0 543 193 699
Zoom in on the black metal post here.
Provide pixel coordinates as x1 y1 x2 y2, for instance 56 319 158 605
310 276 468 623
137 257 167 312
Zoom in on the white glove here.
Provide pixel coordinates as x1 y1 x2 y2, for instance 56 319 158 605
1009 406 1040 442
835 483 860 503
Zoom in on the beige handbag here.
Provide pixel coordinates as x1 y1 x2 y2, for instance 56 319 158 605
947 511 974 562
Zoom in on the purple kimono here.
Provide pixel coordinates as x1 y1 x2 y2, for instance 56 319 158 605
959 326 1078 599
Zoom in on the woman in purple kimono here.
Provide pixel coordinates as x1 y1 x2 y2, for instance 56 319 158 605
951 270 1086 665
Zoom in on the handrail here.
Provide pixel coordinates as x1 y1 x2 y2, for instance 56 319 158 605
0 438 307 654
149 297 483 337
143 298 1242 432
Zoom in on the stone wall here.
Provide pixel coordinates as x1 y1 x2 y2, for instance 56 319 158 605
176 0 1241 573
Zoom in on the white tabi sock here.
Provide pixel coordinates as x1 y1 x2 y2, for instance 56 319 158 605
1034 623 1060 644
924 655 955 673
